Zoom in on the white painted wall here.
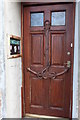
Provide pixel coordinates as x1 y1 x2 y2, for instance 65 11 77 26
4 1 22 118
72 2 78 118
0 0 6 118
78 1 80 119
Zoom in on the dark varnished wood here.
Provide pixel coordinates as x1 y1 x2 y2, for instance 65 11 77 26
51 33 65 65
31 34 44 65
22 2 75 119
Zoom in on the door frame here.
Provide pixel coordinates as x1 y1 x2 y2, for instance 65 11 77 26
21 2 75 118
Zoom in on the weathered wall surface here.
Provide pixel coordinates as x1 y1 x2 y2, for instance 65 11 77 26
4 1 22 118
0 0 6 118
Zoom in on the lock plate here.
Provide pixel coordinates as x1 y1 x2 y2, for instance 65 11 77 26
64 61 71 68
66 61 71 68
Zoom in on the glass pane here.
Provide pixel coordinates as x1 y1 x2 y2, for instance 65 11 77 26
31 13 44 26
10 39 20 45
51 12 65 26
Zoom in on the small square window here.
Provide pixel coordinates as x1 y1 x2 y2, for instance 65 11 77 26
51 12 65 26
31 12 44 27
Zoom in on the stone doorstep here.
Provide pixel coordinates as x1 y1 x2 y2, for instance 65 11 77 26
24 114 69 120
23 118 69 120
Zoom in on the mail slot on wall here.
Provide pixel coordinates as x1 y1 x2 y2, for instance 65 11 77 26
7 35 21 58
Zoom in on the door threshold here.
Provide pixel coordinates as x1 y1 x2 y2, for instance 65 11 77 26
25 114 69 120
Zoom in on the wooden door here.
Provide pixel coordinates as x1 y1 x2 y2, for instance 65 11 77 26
23 3 74 118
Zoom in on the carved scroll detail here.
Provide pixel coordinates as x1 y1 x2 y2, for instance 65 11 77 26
27 67 69 80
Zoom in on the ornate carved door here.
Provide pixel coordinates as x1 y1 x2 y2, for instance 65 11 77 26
23 3 74 118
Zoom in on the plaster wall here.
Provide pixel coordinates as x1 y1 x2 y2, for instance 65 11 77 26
78 1 80 119
4 1 22 118
73 2 80 119
72 2 78 118
0 0 6 118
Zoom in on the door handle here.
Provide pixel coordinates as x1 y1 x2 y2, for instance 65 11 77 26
64 61 71 68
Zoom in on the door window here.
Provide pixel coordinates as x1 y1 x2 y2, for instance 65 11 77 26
51 11 65 26
31 12 44 26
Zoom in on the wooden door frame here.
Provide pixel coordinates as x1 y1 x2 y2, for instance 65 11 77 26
21 2 75 118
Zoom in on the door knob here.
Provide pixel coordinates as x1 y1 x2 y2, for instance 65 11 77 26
64 61 71 68
67 52 70 55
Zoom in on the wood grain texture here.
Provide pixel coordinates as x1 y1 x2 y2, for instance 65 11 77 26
31 34 44 65
22 3 75 118
51 33 65 65
49 79 64 108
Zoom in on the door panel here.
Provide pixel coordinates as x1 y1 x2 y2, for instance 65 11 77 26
31 34 44 65
49 78 64 108
51 33 65 65
31 79 44 106
23 3 74 118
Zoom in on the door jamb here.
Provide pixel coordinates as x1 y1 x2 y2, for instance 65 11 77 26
21 2 75 119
